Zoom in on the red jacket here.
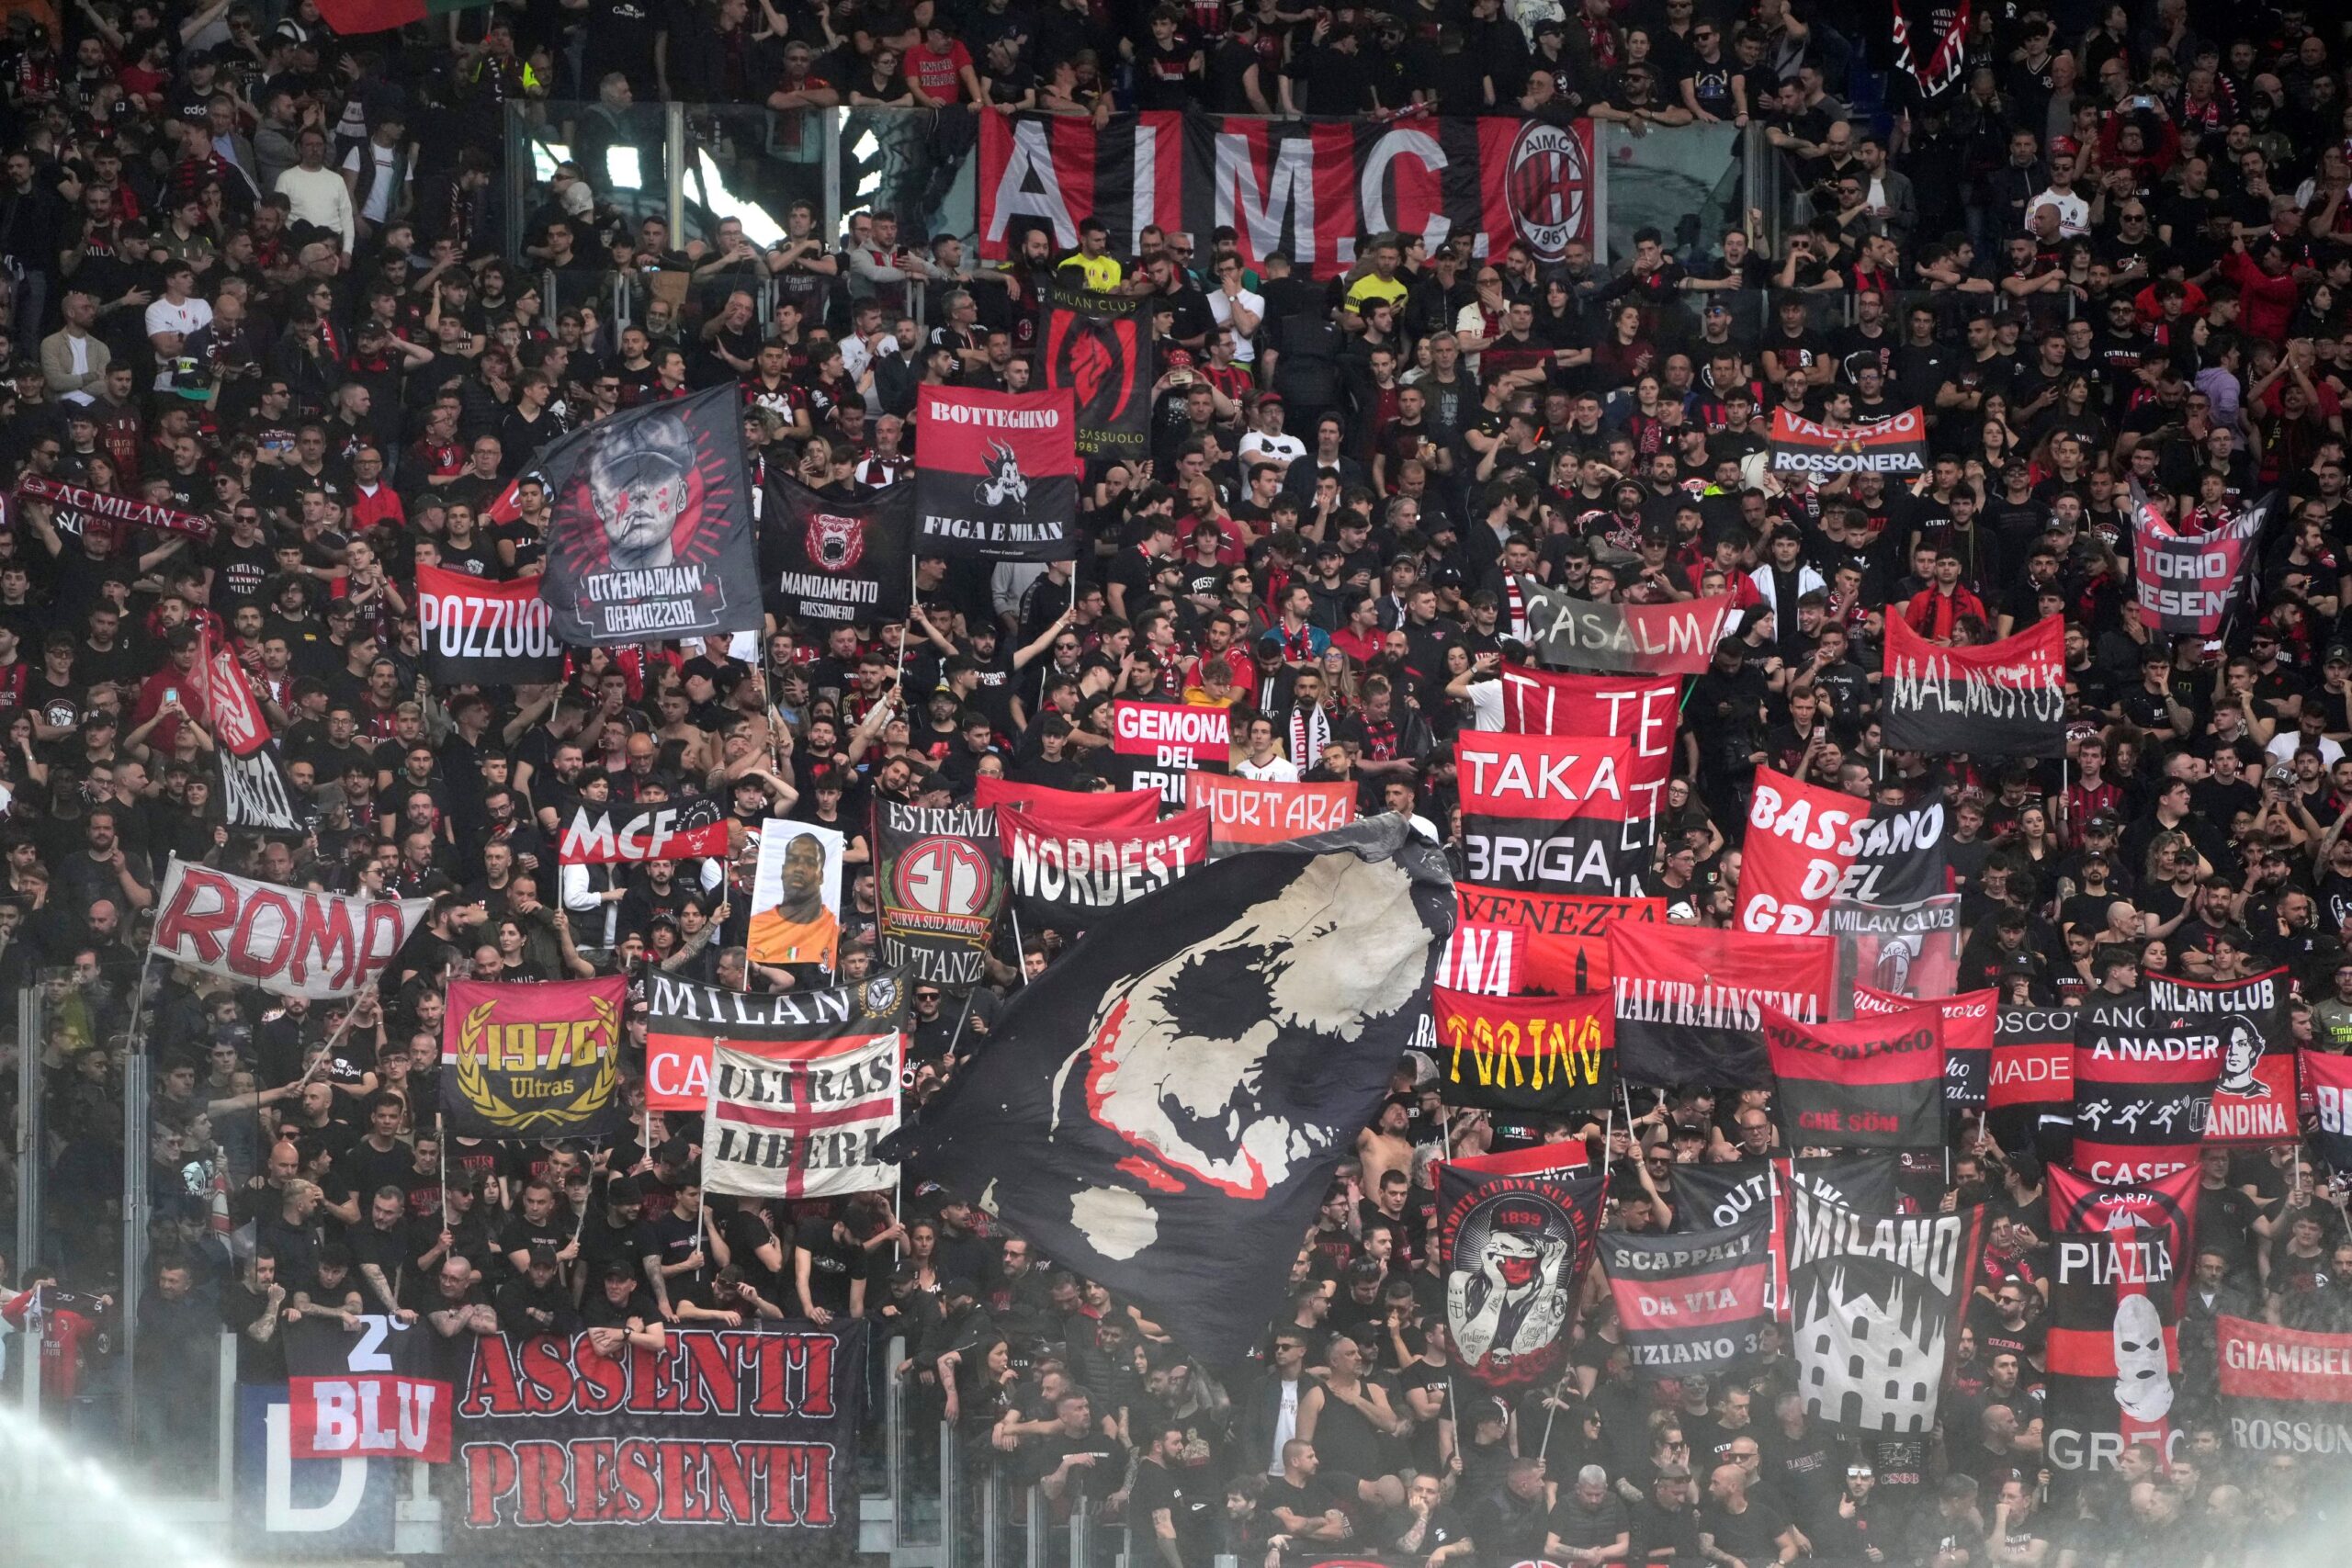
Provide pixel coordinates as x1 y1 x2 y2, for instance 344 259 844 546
1901 583 1988 641
2223 249 2301 344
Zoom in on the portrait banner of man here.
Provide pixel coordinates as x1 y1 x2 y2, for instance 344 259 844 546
534 383 761 645
748 820 845 972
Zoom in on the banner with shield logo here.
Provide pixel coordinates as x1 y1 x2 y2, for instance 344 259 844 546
1044 288 1152 462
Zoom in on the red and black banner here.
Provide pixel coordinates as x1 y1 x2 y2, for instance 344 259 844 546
560 801 730 863
1185 773 1354 857
1608 922 1835 1088
1992 1005 2076 1118
974 775 1161 831
912 387 1079 560
1892 0 1971 96
1044 288 1152 461
1456 731 1639 896
1515 577 1737 676
996 804 1210 933
2047 1164 2199 1316
876 801 1006 988
1430 987 1612 1116
2071 987 2223 1184
2149 970 2294 1145
643 971 910 1113
17 470 215 541
767 473 916 626
1882 614 2067 760
1858 985 1996 1111
1767 407 1929 476
416 562 563 684
978 112 1596 279
1736 768 1950 937
1601 1211 1773 1377
2306 1050 2352 1172
2132 497 2268 637
284 1315 452 1464
450 1324 863 1547
1439 1144 1603 1388
1437 884 1662 998
2216 1314 2352 1455
1496 666 1677 868
2045 1228 2180 1480
537 382 761 644
1763 1001 1946 1149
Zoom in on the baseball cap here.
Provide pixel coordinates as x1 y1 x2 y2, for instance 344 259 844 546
2327 645 2352 666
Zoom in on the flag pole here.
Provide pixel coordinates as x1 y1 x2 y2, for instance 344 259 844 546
438 1111 450 1229
1008 904 1030 986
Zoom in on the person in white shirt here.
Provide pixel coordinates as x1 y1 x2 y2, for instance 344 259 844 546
1237 395 1306 470
143 263 212 393
2025 152 2089 237
1234 714 1300 782
275 127 354 251
1205 253 1264 363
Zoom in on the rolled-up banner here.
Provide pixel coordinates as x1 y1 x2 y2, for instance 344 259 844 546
1768 407 1928 477
975 774 1162 829
1602 1212 1773 1377
535 382 761 644
1881 615 2066 759
1512 575 1735 676
416 562 563 684
998 804 1209 932
17 471 214 540
912 386 1080 560
1430 987 1612 1115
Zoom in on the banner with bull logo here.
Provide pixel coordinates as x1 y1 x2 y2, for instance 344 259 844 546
1440 1144 1604 1388
912 386 1079 560
766 473 916 626
978 112 1597 279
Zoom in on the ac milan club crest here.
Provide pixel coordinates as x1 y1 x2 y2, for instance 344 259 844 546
875 802 1007 987
1507 123 1589 264
1046 289 1153 460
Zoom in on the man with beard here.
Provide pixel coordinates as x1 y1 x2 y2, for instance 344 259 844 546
749 830 840 970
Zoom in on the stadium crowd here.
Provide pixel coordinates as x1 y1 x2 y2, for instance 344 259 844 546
0 0 2346 1562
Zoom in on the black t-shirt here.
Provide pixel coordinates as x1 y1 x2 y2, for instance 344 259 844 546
1703 1493 1792 1563
793 1214 859 1313
1129 1457 1217 1561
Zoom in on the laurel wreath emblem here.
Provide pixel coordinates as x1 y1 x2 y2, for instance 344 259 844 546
455 993 621 1132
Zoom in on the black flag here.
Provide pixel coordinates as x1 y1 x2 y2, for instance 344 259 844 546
880 817 1453 1364
1044 288 1153 462
766 474 917 627
536 383 761 644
